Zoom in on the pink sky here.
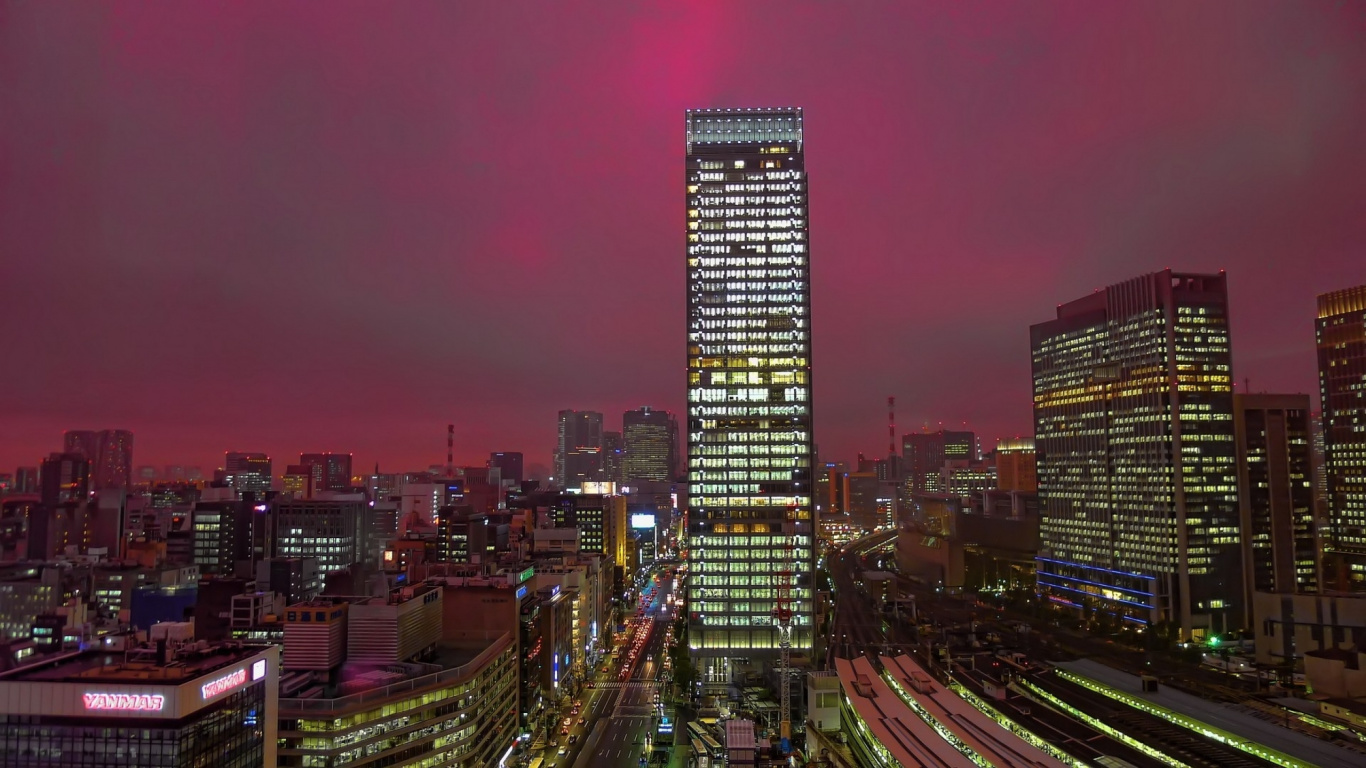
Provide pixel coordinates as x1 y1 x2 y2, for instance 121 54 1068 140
2 1 1363 475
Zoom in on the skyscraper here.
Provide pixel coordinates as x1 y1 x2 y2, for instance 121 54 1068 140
622 406 678 482
1317 285 1366 590
602 432 624 485
1233 394 1317 608
554 410 603 490
93 429 133 490
685 107 815 680
62 430 98 462
1032 270 1238 638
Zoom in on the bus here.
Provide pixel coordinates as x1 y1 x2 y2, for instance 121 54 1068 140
686 721 723 762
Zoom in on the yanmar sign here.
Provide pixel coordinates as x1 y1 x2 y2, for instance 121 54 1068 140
200 668 247 700
83 692 165 712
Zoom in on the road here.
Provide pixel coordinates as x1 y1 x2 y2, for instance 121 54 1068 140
564 568 676 768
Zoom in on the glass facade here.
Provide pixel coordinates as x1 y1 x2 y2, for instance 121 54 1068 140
1317 285 1366 589
0 682 267 768
1032 271 1239 636
278 639 517 768
684 108 815 671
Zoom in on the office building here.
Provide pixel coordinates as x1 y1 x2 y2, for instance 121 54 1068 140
554 410 603 489
298 452 353 493
901 430 974 495
995 438 1037 492
225 451 272 495
1032 270 1238 638
0 643 279 768
1233 394 1318 606
271 497 366 573
623 406 679 482
94 429 134 490
1317 285 1366 590
489 451 524 484
276 633 516 768
684 107 815 679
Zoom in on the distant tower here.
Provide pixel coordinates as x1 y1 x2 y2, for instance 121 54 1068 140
1317 284 1366 590
446 424 455 478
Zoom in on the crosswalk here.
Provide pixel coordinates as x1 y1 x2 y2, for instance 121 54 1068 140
593 681 657 689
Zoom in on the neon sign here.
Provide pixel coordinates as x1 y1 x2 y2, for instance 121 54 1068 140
201 668 247 699
84 692 165 712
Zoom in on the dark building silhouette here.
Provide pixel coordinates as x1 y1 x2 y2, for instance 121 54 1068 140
554 410 603 489
299 452 353 493
489 452 524 484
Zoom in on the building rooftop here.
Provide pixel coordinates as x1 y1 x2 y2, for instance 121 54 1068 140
1 642 270 685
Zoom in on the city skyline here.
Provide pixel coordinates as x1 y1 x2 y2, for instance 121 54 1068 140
3 2 1363 474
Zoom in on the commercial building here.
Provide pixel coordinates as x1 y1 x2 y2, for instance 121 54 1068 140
554 410 603 489
0 642 279 767
623 406 679 482
1317 285 1366 590
1234 394 1319 612
1032 270 1239 638
685 107 816 679
255 557 322 605
276 633 517 768
346 585 444 663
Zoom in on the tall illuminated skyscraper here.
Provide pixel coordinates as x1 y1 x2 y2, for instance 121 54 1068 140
1317 285 1366 589
1032 270 1239 639
622 406 678 482
684 107 815 682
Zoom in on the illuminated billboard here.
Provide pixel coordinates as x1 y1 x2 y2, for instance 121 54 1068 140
83 692 165 712
630 513 655 530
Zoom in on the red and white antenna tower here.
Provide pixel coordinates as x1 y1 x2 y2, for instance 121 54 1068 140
888 396 896 456
446 424 454 477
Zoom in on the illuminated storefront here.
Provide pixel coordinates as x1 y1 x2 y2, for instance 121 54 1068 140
684 107 816 678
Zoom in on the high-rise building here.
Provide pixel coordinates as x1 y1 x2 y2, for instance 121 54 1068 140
93 429 134 490
1233 394 1318 611
602 432 624 485
554 410 603 489
1317 285 1366 590
489 451 524 484
40 451 90 507
225 451 272 495
995 438 1038 493
684 107 815 679
901 430 974 495
14 467 38 494
1032 270 1238 638
298 452 353 493
62 430 98 461
622 406 679 482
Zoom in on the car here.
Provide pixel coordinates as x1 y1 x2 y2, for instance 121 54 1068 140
558 746 569 756
587 682 596 688
577 717 586 726
561 726 570 735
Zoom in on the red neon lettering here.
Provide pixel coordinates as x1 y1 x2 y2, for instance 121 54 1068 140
200 668 247 699
83 692 165 712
